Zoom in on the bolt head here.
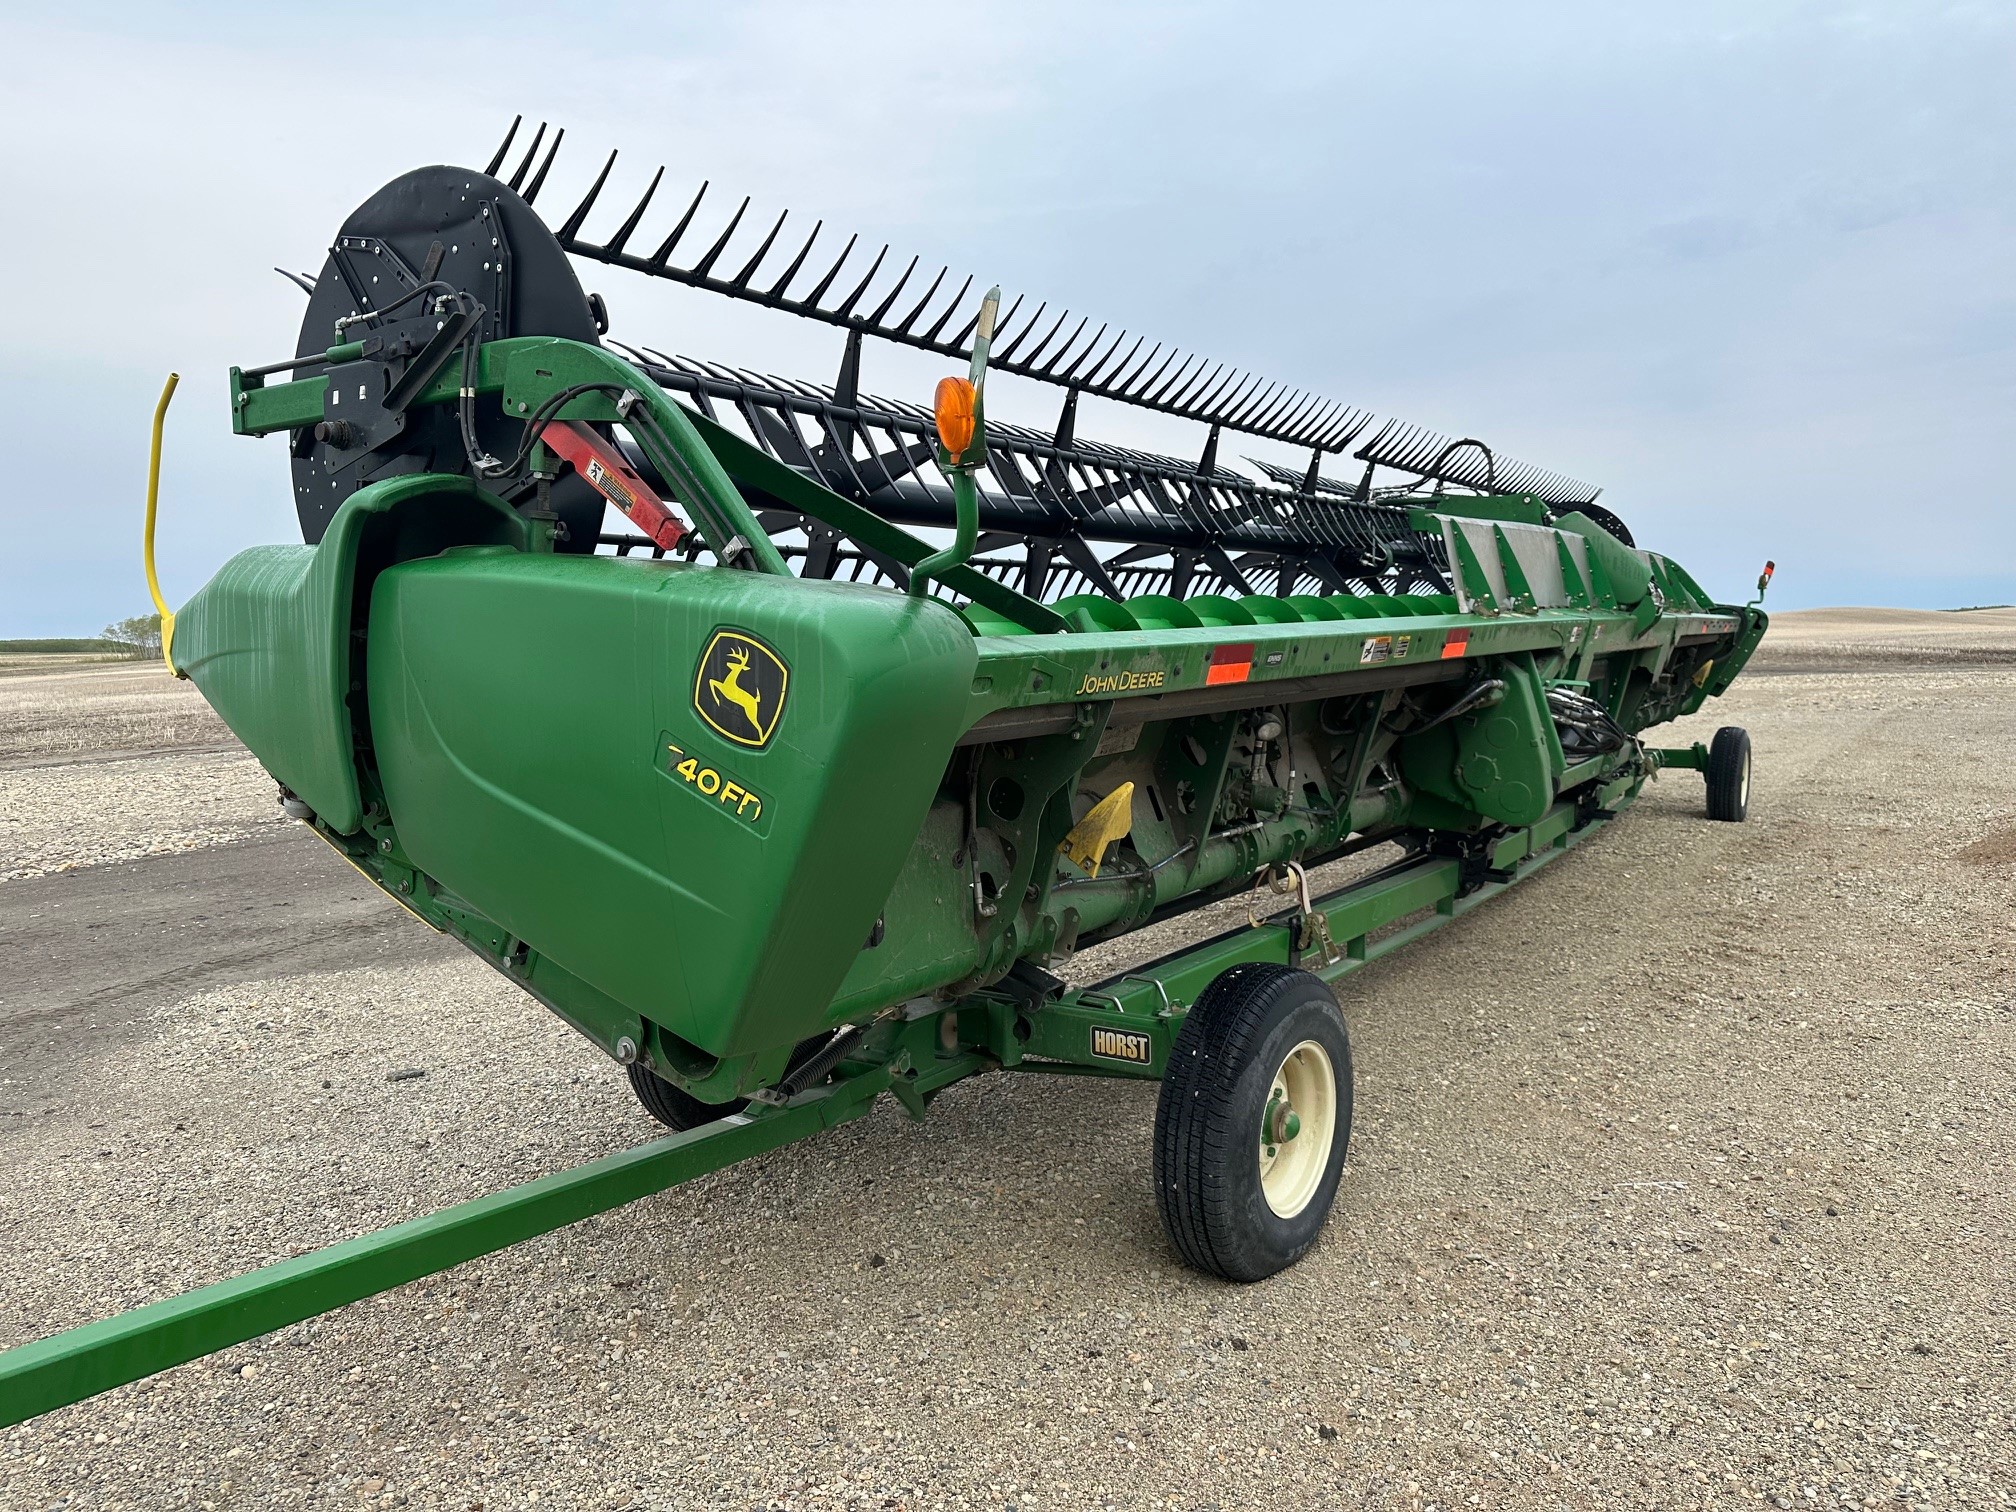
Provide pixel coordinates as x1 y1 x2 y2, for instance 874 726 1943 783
614 1036 638 1065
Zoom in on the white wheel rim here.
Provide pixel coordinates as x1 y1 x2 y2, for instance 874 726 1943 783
1258 1038 1338 1219
1739 749 1752 809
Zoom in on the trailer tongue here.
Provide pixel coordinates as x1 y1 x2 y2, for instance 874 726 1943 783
0 122 1766 1427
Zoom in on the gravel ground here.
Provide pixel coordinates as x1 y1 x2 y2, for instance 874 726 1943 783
0 662 235 763
2 614 2013 1510
0 663 274 882
0 750 284 883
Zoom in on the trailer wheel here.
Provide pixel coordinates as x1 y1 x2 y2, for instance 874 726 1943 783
626 1063 744 1132
1705 726 1752 822
1154 963 1353 1282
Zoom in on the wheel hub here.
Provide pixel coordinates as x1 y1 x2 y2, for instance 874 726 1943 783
1263 1092 1302 1149
1257 1039 1338 1219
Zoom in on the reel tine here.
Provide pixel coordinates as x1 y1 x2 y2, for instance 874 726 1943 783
1282 393 1330 435
1233 378 1284 429
729 209 790 290
485 116 522 178
799 233 860 307
1389 423 1428 470
1040 316 1104 379
1112 341 1166 392
1023 311 1081 370
892 265 948 335
1310 405 1351 449
829 243 891 319
1203 368 1258 417
1225 378 1279 428
764 220 825 299
1064 322 1128 385
1081 331 1141 389
522 135 1453 459
1377 420 1418 466
865 255 921 325
1293 396 1341 441
648 182 711 268
522 127 564 203
1137 348 1193 405
992 301 1051 363
1177 364 1232 417
947 286 1008 348
1333 408 1376 449
917 274 975 342
507 121 548 192
603 165 663 255
556 149 618 241
1177 364 1233 411
1265 390 1318 435
689 196 752 279
1149 355 1212 407
1286 393 1332 433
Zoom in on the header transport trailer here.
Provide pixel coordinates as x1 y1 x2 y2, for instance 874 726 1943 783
1 121 1767 1425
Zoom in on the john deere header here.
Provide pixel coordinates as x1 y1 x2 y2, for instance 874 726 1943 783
0 121 1767 1427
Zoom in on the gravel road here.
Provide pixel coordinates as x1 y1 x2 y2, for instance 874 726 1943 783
1 613 2012 1510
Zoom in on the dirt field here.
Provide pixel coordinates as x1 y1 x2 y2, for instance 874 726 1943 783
1 611 2011 1510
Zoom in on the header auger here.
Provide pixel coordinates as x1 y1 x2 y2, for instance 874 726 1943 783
0 123 1767 1428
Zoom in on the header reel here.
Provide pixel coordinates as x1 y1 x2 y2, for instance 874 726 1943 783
269 119 1624 606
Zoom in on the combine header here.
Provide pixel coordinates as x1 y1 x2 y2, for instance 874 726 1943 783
1 122 1768 1425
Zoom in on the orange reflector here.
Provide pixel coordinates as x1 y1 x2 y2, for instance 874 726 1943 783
934 376 977 456
1206 642 1254 685
1441 629 1470 659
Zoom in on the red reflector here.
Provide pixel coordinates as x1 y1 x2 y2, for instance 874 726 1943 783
1441 629 1471 659
1206 642 1254 685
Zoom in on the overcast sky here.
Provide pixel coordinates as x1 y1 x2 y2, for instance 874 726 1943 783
1 1 2009 635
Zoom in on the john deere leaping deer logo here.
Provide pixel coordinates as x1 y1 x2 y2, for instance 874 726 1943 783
694 630 789 749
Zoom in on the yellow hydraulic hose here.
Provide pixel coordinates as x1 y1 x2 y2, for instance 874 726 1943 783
143 373 182 676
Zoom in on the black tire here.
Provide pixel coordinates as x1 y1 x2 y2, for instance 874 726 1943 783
1706 726 1752 822
1154 963 1354 1282
626 1062 744 1132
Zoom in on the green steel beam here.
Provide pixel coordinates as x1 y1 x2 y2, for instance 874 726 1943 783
1648 743 1709 772
0 1068 925 1428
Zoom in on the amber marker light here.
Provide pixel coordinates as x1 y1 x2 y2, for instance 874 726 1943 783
934 375 977 458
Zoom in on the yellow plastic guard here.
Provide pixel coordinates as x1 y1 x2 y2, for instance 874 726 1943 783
1059 781 1135 878
143 372 182 676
